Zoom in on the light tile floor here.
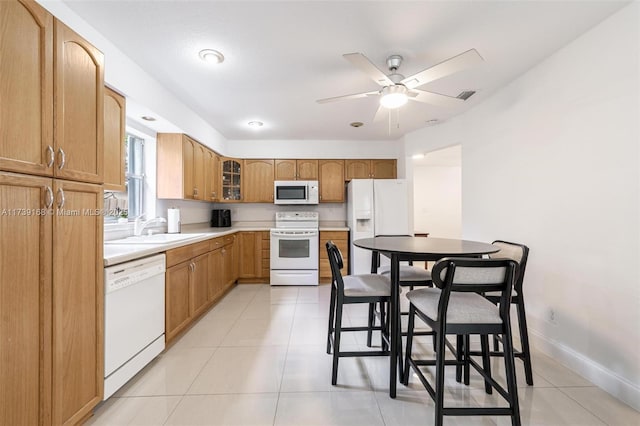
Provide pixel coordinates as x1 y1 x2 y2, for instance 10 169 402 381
88 284 640 426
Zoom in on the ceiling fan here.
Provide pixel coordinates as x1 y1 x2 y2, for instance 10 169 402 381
317 49 484 122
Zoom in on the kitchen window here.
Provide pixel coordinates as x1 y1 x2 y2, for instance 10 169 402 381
125 134 145 218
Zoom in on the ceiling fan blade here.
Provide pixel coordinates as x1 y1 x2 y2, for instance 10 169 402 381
410 90 465 108
372 104 388 122
402 49 483 89
316 91 378 104
343 53 394 87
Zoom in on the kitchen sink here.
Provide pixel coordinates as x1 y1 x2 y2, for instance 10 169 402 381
105 233 207 245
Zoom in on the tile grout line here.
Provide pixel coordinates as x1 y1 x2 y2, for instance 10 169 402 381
555 386 613 426
272 287 302 425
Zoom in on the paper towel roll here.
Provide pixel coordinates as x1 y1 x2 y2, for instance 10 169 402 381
167 208 181 234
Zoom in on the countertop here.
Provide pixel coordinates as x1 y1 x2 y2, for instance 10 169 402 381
104 221 349 266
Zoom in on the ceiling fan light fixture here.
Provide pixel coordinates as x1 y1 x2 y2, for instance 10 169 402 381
379 85 408 109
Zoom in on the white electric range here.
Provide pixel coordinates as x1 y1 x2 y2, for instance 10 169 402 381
270 211 319 286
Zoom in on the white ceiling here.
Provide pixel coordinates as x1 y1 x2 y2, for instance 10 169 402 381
64 1 626 141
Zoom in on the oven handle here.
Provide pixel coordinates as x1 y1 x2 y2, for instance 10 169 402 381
270 231 318 238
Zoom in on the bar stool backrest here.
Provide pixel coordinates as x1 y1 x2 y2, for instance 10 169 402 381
326 240 346 293
488 241 529 294
431 257 518 324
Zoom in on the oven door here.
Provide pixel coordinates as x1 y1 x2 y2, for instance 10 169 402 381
270 229 319 270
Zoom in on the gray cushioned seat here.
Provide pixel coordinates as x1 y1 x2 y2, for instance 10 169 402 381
407 288 502 324
379 264 432 282
343 274 392 297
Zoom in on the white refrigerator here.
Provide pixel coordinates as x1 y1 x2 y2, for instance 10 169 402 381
347 179 414 275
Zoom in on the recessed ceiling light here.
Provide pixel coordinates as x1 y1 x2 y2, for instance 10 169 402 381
199 49 224 64
350 122 363 128
141 116 156 121
247 121 264 128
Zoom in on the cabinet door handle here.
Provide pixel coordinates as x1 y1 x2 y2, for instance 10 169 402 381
46 146 55 168
44 186 54 209
56 188 65 208
57 148 66 170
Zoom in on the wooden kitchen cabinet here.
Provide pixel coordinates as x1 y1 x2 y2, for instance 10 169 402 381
344 159 370 180
243 159 274 202
318 159 345 202
52 179 103 426
345 159 397 180
190 253 210 318
103 86 126 191
165 261 191 343
0 0 54 177
220 158 242 201
205 150 220 202
237 231 270 284
208 247 224 301
157 133 211 201
192 142 206 200
0 172 53 426
319 231 349 282
238 232 261 278
261 232 271 280
274 159 318 180
54 21 104 184
165 240 212 344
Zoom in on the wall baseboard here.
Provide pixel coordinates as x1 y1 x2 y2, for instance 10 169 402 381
530 329 640 411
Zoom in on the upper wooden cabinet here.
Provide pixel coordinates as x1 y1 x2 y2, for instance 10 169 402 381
192 142 206 200
205 150 220 202
103 87 126 191
220 158 242 201
274 159 318 181
345 159 397 180
243 159 274 203
54 21 104 184
157 133 213 201
0 0 53 177
318 159 345 202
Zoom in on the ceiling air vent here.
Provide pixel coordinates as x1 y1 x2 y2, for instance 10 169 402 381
457 90 476 101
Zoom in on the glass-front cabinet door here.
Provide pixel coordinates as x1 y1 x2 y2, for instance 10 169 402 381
220 158 242 201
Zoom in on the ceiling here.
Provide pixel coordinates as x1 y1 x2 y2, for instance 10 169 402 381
64 1 626 141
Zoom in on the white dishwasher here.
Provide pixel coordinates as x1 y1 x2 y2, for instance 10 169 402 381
104 253 166 400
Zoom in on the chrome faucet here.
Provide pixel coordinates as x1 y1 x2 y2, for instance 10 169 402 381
134 215 167 236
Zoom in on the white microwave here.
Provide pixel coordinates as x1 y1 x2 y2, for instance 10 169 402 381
274 180 319 205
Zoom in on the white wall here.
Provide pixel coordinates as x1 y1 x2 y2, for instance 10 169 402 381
413 165 462 238
405 3 639 408
37 0 227 153
226 139 401 159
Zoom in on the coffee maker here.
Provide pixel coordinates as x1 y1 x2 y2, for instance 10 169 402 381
210 209 231 227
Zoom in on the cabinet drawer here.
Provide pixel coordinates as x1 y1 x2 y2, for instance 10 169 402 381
320 258 349 278
223 235 235 246
166 240 210 267
210 236 225 251
319 239 348 259
321 231 348 241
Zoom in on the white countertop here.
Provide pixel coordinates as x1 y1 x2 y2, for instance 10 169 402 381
104 221 349 266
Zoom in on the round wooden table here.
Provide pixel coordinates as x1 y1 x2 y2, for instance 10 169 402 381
353 236 499 398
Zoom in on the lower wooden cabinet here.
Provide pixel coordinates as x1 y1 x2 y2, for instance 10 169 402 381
0 173 53 426
165 235 238 345
238 231 270 283
190 253 210 318
52 180 104 426
165 261 192 343
319 231 349 282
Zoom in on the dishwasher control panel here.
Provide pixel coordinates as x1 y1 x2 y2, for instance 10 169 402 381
105 254 166 294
